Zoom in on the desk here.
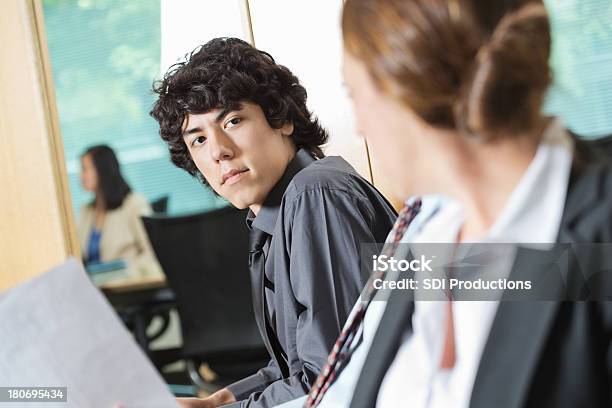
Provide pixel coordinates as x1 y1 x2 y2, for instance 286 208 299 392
99 273 168 292
93 271 177 357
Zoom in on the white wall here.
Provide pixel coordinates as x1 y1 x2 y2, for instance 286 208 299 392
247 0 371 179
161 0 250 76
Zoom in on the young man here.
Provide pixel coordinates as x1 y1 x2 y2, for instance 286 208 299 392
150 38 396 408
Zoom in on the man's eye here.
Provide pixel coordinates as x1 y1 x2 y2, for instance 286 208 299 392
192 136 207 146
226 117 241 128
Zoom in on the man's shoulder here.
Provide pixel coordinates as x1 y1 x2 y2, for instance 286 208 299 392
284 155 372 201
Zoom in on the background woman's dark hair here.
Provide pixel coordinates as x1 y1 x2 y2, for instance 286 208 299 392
342 0 551 141
150 37 329 184
82 145 131 210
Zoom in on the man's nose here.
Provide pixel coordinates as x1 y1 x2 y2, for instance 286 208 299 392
208 130 234 162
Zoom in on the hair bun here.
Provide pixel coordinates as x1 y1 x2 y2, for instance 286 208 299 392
456 3 551 139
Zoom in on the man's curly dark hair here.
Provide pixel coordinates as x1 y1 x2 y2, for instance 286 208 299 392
150 37 329 184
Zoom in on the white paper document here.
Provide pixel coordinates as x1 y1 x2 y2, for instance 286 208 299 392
0 258 179 408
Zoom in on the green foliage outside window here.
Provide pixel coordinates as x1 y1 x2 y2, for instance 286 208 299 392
43 0 227 215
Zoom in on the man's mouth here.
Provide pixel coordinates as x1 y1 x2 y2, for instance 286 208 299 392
222 168 249 185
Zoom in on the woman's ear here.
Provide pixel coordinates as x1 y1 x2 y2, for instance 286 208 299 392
281 121 294 137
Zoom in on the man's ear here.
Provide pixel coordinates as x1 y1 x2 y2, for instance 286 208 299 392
281 121 294 137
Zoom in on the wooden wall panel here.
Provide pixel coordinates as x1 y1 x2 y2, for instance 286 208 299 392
0 0 78 290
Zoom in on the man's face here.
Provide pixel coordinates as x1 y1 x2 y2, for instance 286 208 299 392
182 102 296 212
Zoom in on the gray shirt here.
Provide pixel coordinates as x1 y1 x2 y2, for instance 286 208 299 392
225 149 396 407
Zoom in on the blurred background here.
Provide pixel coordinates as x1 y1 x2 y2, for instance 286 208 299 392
41 0 612 219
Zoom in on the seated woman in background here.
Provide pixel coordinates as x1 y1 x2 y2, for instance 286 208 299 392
77 144 162 276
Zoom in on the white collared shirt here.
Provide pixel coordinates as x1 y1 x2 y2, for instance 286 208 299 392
376 119 574 408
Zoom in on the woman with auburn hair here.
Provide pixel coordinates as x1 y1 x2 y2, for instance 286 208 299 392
328 0 612 407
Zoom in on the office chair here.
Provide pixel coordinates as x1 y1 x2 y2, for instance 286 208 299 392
142 207 269 392
590 134 612 154
151 195 170 214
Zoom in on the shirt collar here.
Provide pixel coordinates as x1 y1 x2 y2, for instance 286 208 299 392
246 148 316 235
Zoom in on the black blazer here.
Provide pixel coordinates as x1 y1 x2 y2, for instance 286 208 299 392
350 137 612 408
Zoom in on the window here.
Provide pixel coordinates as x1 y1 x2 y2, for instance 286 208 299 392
545 0 612 138
43 0 227 215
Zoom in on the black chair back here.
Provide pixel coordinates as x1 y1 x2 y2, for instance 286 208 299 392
142 207 265 360
590 134 612 155
151 195 169 214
